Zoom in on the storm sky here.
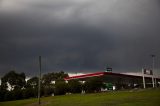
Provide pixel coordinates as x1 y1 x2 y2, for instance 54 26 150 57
0 0 160 76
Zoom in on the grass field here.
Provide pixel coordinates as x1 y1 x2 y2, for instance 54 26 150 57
0 88 160 106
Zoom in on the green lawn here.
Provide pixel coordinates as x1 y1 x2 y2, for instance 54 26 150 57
0 88 160 106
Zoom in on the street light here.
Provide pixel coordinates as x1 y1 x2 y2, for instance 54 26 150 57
38 56 41 105
150 54 156 88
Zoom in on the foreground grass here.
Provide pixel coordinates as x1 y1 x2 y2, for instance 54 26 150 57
0 88 160 106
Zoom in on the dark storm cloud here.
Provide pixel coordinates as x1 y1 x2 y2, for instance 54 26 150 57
0 0 160 76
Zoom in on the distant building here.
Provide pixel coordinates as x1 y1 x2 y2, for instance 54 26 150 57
64 71 160 90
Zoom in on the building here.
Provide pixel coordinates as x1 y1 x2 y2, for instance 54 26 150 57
64 71 160 90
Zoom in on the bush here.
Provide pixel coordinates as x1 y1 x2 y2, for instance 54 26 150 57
12 89 23 100
0 89 7 102
84 77 104 93
43 85 54 97
54 81 67 95
4 91 14 101
22 88 38 98
68 80 82 93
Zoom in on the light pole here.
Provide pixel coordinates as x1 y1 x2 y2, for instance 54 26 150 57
151 54 155 88
38 56 41 105
142 68 146 89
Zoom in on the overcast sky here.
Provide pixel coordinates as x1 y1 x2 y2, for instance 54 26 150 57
0 0 160 76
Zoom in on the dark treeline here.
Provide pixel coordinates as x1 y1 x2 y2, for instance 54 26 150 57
0 71 104 102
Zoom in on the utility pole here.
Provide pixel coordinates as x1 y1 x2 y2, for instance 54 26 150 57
142 68 146 89
151 54 155 88
38 56 41 105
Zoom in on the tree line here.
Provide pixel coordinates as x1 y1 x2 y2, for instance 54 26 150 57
0 70 104 102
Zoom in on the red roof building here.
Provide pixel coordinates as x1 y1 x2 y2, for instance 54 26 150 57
64 71 160 89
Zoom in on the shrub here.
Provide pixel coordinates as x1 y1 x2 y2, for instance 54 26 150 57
84 77 104 93
68 80 82 93
54 81 67 95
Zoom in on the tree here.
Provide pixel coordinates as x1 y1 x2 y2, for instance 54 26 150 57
0 85 7 102
68 80 82 93
54 81 67 95
42 73 56 85
26 77 38 88
22 76 39 98
42 71 68 84
0 71 26 101
84 77 104 93
1 71 26 90
54 71 69 81
0 70 69 101
43 85 54 97
41 71 68 96
22 87 38 98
